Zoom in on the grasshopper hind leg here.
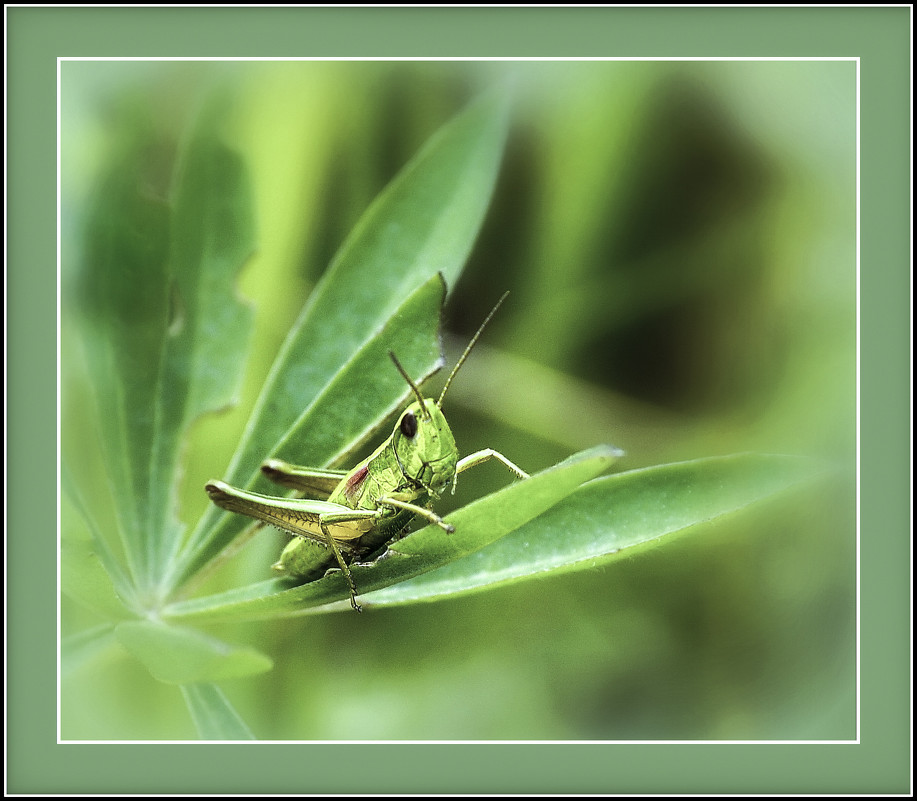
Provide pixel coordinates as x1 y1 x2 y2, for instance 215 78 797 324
319 521 363 612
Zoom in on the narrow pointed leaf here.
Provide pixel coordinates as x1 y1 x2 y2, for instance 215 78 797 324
362 453 829 606
71 107 256 591
72 128 171 583
61 625 121 680
61 538 132 620
181 684 256 740
114 621 273 684
62 465 134 603
146 118 256 579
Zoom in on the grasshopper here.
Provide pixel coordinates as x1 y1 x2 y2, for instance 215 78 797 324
205 293 528 611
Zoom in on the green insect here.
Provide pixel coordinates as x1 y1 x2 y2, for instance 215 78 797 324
205 293 528 611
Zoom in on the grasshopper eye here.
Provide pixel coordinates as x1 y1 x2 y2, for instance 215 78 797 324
400 410 418 438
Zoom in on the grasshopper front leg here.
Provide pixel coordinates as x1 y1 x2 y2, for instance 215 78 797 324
379 496 455 533
452 449 530 494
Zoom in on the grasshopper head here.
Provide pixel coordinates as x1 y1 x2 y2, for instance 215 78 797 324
391 398 458 496
388 293 509 497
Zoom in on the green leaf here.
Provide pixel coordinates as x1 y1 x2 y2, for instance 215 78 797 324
180 684 256 741
72 105 256 591
114 621 273 684
61 464 135 606
72 121 171 585
173 90 510 588
146 115 257 581
162 446 620 623
61 625 121 680
362 453 829 606
61 538 132 621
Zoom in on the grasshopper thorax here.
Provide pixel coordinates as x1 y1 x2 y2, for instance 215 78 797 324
391 398 458 496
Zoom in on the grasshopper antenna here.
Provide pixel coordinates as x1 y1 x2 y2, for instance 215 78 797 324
437 291 509 409
389 351 432 421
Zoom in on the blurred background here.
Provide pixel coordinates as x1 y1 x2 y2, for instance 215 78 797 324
60 59 856 740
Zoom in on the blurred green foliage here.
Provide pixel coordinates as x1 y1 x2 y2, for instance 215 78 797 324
60 60 856 740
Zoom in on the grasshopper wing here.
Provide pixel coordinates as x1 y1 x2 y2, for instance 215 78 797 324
260 459 347 499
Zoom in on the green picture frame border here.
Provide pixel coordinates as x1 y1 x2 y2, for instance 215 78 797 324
7 5 910 794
